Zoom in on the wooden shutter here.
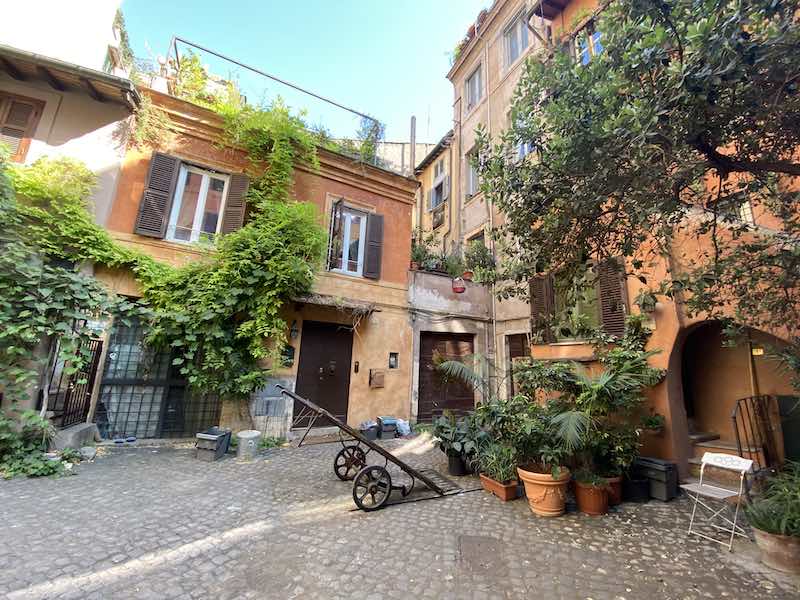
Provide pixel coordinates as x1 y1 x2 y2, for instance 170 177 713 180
443 175 450 200
133 152 180 238
597 258 629 338
0 94 43 162
529 275 555 343
220 173 249 234
363 213 383 279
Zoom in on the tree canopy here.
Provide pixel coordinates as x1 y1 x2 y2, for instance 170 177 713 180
478 0 800 360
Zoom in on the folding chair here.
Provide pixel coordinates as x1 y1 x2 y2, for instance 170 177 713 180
680 452 753 551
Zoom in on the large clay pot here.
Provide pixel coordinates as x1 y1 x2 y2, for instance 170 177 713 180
517 465 570 517
753 528 800 574
606 475 623 506
575 481 609 516
479 473 518 501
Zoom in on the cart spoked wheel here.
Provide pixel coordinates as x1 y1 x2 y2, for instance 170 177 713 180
333 445 367 481
353 465 392 511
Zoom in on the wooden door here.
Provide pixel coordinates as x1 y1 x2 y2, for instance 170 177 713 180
418 332 475 422
294 321 353 427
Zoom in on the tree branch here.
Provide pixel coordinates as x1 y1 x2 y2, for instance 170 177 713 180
691 136 800 177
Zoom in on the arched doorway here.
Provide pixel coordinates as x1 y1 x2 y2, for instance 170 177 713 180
678 321 795 462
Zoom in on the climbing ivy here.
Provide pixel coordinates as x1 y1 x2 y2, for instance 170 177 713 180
0 96 327 408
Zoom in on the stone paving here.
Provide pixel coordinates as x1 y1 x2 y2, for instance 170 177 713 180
1 435 798 600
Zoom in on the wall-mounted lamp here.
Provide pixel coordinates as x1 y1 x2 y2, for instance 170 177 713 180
290 320 299 339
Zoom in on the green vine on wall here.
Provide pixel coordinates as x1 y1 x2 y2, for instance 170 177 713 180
0 95 327 409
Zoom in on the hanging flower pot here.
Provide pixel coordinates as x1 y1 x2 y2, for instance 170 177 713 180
452 277 466 294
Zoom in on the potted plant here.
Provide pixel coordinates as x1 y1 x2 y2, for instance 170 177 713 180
431 413 474 476
641 412 666 435
476 442 518 501
517 443 571 517
410 235 432 270
463 240 496 285
574 469 610 516
745 463 800 574
595 424 641 506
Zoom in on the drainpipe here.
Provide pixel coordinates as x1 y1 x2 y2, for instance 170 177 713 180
483 40 499 386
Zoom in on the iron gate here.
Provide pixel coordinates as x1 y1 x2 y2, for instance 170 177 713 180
39 337 104 429
96 318 221 439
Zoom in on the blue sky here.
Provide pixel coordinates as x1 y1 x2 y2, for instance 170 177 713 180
121 0 489 143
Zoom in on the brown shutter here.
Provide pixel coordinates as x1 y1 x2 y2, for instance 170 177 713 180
597 257 629 338
529 275 555 343
363 213 383 279
133 152 180 238
220 173 249 234
0 94 43 162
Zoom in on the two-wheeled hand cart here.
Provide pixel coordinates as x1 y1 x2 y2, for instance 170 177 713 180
278 385 460 511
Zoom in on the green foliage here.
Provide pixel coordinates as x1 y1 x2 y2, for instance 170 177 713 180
464 239 496 284
113 9 134 69
173 51 217 108
131 94 175 149
642 412 666 431
746 462 800 537
476 441 517 483
0 154 144 403
410 232 437 266
2 96 327 408
431 412 476 457
478 0 800 372
0 410 65 479
260 436 285 449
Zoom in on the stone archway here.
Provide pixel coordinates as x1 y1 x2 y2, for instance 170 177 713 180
666 320 794 472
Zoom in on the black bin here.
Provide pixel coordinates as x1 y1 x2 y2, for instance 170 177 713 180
633 456 679 501
195 427 232 462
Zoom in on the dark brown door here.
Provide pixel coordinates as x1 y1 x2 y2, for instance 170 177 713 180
418 332 475 422
294 321 353 427
507 333 529 397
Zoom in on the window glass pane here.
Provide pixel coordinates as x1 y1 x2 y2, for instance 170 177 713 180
175 172 202 241
508 27 519 63
520 19 528 50
201 177 225 238
592 31 603 56
347 213 362 272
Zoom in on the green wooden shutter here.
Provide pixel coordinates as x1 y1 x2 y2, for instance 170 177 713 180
363 213 384 279
529 275 555 343
220 173 249 234
133 152 180 238
597 258 629 338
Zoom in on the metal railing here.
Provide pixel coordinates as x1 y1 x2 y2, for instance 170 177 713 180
731 395 781 473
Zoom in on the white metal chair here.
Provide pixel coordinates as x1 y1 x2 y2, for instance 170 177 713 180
680 452 753 551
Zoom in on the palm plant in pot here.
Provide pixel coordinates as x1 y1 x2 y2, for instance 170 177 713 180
745 462 800 574
476 441 518 501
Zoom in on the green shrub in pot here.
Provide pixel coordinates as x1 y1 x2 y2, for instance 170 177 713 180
476 442 517 484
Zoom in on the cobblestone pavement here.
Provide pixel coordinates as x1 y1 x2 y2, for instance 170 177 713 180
2 436 798 600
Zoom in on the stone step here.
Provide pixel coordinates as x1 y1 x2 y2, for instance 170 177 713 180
688 431 720 444
692 439 764 463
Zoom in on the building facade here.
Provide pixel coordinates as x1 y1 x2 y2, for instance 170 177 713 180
91 89 417 439
413 0 797 477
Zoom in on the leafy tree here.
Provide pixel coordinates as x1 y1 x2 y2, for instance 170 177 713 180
477 0 800 368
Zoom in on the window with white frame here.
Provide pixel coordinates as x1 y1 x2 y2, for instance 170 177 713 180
329 205 368 276
430 158 447 210
465 65 483 111
433 158 444 179
166 165 229 243
504 11 529 66
466 149 480 198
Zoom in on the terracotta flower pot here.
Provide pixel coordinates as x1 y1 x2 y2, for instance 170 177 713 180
410 261 419 270
517 465 570 517
479 473 518 501
462 270 474 281
606 475 623 506
575 481 609 516
752 528 800 574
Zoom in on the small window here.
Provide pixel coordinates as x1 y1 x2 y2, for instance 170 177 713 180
465 150 480 198
388 352 399 369
504 12 529 66
431 182 445 210
433 158 444 179
166 165 230 243
0 92 44 163
465 65 483 111
509 111 534 160
329 205 368 276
